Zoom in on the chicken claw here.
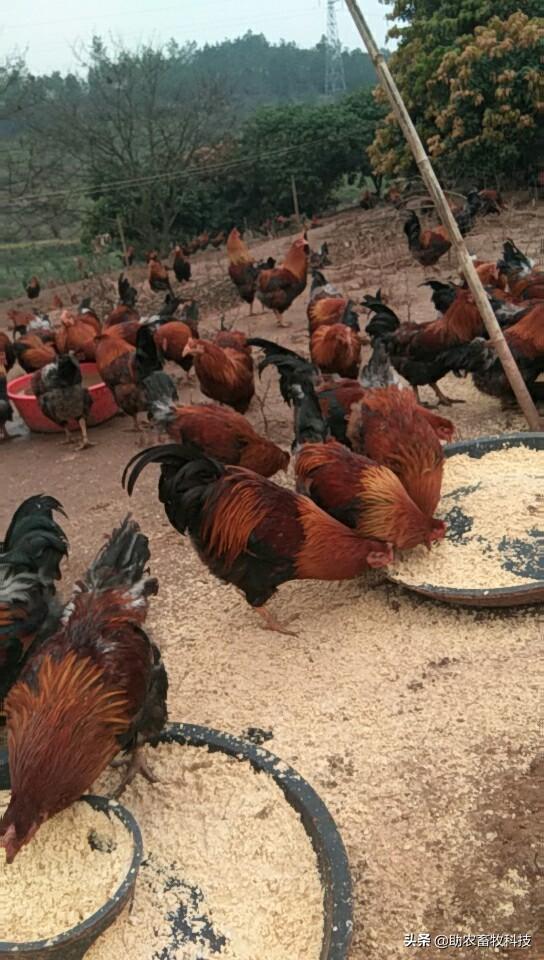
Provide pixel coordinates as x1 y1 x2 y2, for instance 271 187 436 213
431 384 466 406
255 605 298 637
110 748 159 797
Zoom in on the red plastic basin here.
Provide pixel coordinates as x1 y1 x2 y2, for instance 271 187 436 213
8 363 119 433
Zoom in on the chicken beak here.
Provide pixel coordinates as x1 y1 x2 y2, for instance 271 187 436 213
181 343 192 358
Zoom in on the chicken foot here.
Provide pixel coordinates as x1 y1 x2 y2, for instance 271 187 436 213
431 383 466 406
273 310 291 328
60 427 76 444
75 418 96 451
254 605 298 637
110 747 159 798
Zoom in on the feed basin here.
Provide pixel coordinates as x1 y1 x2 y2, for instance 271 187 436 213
7 364 118 433
387 432 544 608
0 795 142 960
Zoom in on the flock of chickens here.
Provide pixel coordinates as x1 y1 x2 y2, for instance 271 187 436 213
1 207 543 868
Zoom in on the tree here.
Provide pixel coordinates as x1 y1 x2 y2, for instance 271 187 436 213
369 0 543 182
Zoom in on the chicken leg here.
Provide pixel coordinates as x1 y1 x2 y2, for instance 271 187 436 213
274 310 291 329
75 418 96 451
255 605 298 637
431 383 466 406
110 747 159 798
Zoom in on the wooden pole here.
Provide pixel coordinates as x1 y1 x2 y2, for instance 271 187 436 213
291 174 301 224
116 213 129 268
344 0 542 431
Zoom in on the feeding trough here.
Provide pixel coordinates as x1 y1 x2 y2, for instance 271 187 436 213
387 433 544 608
8 364 118 434
0 796 142 960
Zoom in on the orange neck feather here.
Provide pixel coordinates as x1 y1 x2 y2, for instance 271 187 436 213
357 465 438 549
282 241 308 281
227 231 252 266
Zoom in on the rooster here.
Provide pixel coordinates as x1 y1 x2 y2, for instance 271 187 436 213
25 276 40 300
310 309 362 379
123 444 393 636
0 516 168 863
256 236 310 326
347 386 445 517
226 228 275 315
363 289 487 405
182 336 254 413
307 270 359 333
104 275 139 330
0 495 68 708
497 240 544 300
13 333 57 374
172 245 191 283
32 354 94 450
147 252 173 295
478 189 506 214
148 402 289 477
292 383 445 551
0 354 12 441
404 211 451 267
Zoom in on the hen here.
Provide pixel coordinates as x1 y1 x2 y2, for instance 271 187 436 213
150 401 289 477
404 211 451 267
123 444 393 635
32 354 94 450
55 308 101 362
183 335 254 413
147 252 173 295
0 516 167 862
25 276 40 300
256 236 309 326
0 495 68 708
292 383 445 551
307 270 359 333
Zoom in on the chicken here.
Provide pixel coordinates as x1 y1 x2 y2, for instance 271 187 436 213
182 336 254 413
123 244 135 267
363 289 485 405
123 444 393 635
172 245 191 283
32 354 94 450
210 231 227 249
404 211 451 267
226 228 275 315
212 328 250 356
0 517 168 862
256 236 310 326
55 308 101 362
0 495 68 708
291 383 445 551
360 190 378 210
148 402 289 477
0 333 15 373
104 275 139 330
307 270 359 333
7 309 39 338
152 320 195 380
247 337 454 445
308 242 331 271
347 386 445 517
447 191 481 237
448 303 544 403
0 354 13 441
95 327 177 431
147 252 173 295
477 189 506 214
497 240 544 300
13 333 57 374
25 276 40 300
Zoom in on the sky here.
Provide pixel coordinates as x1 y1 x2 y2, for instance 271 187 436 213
1 0 392 76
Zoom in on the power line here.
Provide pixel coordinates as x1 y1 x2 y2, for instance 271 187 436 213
1 135 334 208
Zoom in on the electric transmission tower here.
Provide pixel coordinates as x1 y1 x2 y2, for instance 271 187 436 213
325 0 346 97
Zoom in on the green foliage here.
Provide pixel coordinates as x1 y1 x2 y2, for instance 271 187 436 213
0 241 119 301
370 1 544 182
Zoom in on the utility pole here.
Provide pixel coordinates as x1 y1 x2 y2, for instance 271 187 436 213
325 0 346 98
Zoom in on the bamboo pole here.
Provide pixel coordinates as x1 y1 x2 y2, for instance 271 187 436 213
116 213 129 268
291 174 301 224
344 0 542 431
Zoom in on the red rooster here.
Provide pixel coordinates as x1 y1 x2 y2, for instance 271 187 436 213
25 276 40 300
497 240 544 301
404 211 451 267
55 308 101 362
124 444 393 635
226 228 275 315
172 245 191 283
310 324 362 379
147 252 173 295
149 402 289 477
13 333 57 374
292 383 445 550
182 336 255 413
256 236 310 326
347 386 445 517
0 517 167 863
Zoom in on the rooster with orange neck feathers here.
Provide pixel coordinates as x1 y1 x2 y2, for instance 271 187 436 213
0 516 167 864
123 443 393 636
256 235 310 327
226 228 275 315
291 383 445 551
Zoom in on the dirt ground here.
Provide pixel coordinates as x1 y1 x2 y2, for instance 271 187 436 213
1 205 543 959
